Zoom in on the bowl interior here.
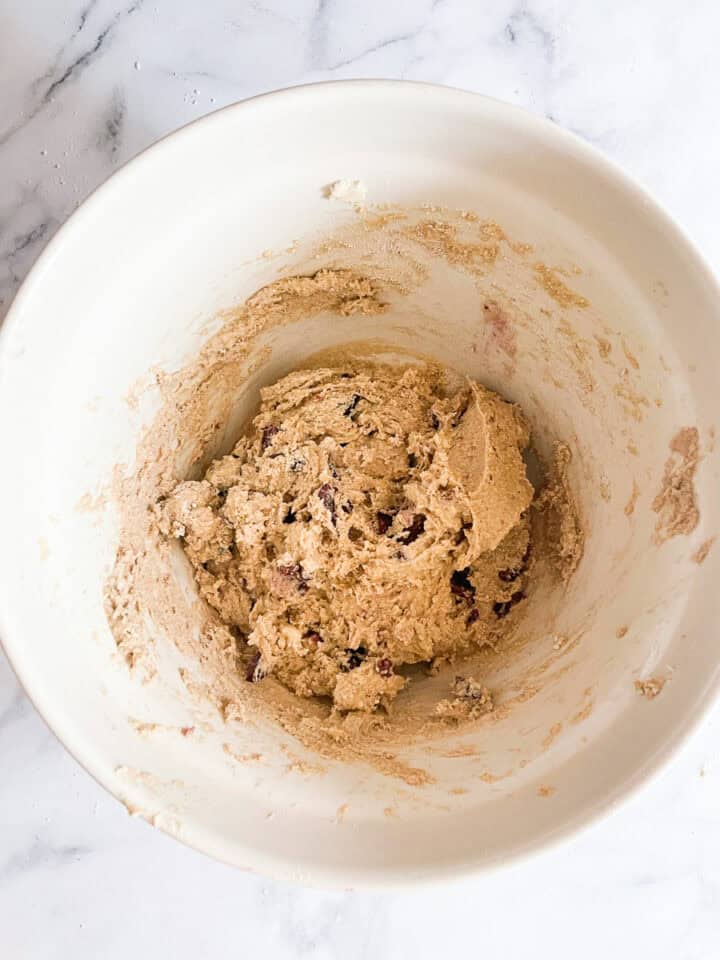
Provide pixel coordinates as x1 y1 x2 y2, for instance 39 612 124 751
1 83 719 886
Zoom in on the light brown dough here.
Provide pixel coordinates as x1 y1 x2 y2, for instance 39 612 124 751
160 363 535 712
652 426 700 544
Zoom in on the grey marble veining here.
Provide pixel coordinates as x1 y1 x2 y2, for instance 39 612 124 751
2 1 720 956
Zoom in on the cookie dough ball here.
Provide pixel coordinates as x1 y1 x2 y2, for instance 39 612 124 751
161 364 534 711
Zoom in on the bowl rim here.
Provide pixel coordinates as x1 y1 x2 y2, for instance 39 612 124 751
2 78 720 890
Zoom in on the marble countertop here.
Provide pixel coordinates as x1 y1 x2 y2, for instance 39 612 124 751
3 1 720 956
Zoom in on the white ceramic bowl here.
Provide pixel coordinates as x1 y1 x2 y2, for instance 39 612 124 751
1 81 719 888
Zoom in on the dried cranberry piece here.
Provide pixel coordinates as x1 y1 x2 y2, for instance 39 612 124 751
341 500 354 514
376 511 393 535
397 513 425 545
493 591 525 619
261 424 279 450
304 630 322 644
318 483 337 523
376 658 393 678
341 646 367 671
466 608 480 626
450 567 476 604
277 562 309 593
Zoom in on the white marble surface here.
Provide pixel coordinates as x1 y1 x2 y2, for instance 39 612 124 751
2 1 720 956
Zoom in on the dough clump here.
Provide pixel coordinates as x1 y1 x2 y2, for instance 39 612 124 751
160 365 535 711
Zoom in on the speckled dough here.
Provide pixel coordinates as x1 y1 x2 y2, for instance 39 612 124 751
160 363 536 711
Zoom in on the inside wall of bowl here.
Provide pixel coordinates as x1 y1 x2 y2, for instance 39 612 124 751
2 85 719 882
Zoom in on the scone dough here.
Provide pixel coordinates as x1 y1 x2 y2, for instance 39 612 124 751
160 364 535 711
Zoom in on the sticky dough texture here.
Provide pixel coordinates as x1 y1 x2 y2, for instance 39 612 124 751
160 365 535 712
